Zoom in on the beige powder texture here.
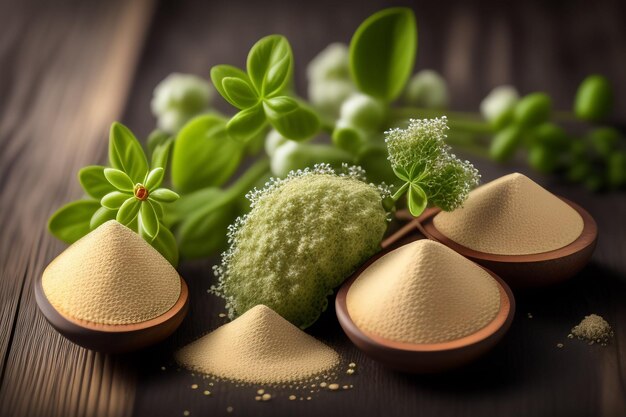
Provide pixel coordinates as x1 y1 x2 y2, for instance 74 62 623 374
433 173 584 255
346 240 501 344
175 305 340 384
42 220 181 325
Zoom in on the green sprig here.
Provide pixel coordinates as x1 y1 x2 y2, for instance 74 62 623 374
385 116 480 216
48 122 180 266
211 35 320 142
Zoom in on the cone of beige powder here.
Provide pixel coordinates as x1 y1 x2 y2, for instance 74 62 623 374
35 220 189 352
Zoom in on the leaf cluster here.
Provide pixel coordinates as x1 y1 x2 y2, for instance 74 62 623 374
386 117 480 216
48 123 180 265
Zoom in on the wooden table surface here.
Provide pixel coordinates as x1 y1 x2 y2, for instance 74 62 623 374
1 1 625 416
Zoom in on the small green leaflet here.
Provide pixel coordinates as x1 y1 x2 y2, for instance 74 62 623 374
48 200 101 244
108 122 149 183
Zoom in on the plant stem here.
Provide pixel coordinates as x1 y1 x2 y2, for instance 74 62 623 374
228 158 271 197
387 107 493 136
391 182 409 201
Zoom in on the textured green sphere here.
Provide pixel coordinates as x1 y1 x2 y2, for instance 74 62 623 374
220 173 388 328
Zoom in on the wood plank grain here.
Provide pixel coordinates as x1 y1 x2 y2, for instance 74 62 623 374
0 1 154 416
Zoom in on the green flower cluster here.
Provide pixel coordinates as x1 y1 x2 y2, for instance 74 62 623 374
385 116 480 215
212 164 389 328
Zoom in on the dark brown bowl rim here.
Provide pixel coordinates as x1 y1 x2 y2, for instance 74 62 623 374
421 196 598 264
336 247 515 353
35 274 189 334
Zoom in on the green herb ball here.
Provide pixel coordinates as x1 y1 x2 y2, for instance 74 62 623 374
212 164 389 328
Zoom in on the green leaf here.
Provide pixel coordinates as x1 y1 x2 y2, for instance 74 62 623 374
104 168 135 192
101 191 132 210
210 65 252 107
392 166 410 182
264 100 320 141
247 35 293 96
407 184 428 217
90 207 117 230
139 201 159 239
574 74 613 122
151 137 173 170
145 167 164 190
151 199 164 219
143 223 179 267
222 77 259 109
172 114 245 193
116 198 141 225
78 166 115 199
108 122 149 183
263 96 298 114
176 194 238 259
48 200 101 244
226 105 267 142
146 129 171 158
349 7 417 101
164 187 224 226
149 188 179 203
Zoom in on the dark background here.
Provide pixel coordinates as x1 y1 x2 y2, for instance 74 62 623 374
0 1 625 416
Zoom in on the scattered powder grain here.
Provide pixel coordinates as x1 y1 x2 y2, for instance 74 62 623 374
571 314 613 344
328 384 340 391
203 390 211 396
42 221 181 325
433 173 584 255
262 393 272 401
346 369 354 375
190 384 198 390
226 406 234 413
347 240 501 344
175 305 339 384
289 395 296 401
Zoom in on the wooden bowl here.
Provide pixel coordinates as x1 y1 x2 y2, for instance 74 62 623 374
336 248 515 373
418 197 598 288
35 275 189 353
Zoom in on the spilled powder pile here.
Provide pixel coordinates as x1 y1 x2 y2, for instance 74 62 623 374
175 305 339 384
570 314 613 344
42 220 181 325
347 240 501 344
433 173 584 255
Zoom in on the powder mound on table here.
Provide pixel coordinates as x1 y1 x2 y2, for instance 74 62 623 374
175 305 339 384
347 240 501 344
433 172 584 255
571 314 613 344
42 220 181 325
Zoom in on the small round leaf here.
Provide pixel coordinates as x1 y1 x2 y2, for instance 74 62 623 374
101 191 132 210
149 188 180 203
90 206 117 230
226 105 267 142
407 184 428 217
246 35 293 96
78 166 115 199
139 201 159 239
104 168 135 192
222 77 259 109
116 198 141 225
145 167 164 190
48 200 101 244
